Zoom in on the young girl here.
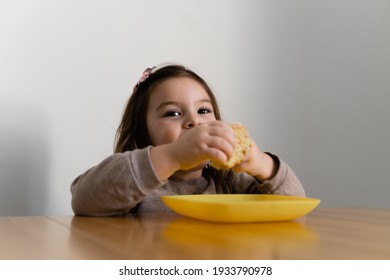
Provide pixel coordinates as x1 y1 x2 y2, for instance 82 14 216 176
71 64 305 216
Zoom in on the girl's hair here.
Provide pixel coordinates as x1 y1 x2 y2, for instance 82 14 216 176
114 64 234 192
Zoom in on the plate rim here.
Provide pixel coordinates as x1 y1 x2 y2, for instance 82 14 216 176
161 194 321 205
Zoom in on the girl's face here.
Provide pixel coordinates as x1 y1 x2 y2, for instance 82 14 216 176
146 77 216 147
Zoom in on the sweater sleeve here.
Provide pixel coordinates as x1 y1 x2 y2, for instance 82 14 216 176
256 153 306 197
70 147 165 216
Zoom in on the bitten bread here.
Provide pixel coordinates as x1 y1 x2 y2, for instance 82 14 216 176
210 123 252 170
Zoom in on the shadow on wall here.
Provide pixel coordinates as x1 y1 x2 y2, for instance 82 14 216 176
0 100 49 216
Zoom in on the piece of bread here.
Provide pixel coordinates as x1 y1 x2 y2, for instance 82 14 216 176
210 123 252 170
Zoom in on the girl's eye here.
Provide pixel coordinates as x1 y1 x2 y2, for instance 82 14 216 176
198 108 212 114
164 110 181 117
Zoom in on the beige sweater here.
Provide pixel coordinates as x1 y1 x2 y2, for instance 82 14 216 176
70 147 305 216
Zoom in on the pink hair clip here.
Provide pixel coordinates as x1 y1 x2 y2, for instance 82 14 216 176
134 66 156 90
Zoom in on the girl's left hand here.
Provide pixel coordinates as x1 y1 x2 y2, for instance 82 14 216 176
231 138 276 181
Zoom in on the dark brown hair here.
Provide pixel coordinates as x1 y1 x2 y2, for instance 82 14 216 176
114 64 233 192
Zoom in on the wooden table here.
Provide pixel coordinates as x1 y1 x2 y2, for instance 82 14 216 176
1 208 390 259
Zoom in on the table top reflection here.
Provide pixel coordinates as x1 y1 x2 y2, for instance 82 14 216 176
1 207 390 259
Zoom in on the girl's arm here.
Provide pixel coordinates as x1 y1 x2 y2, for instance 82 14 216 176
71 121 235 216
232 153 306 197
70 148 165 216
232 137 305 197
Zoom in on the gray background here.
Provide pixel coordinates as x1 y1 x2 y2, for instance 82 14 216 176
1 0 389 215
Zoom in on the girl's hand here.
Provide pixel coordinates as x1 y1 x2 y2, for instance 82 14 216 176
232 137 277 181
150 121 236 180
170 121 236 171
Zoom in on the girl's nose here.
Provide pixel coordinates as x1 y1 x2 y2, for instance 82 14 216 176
185 121 199 129
184 116 200 129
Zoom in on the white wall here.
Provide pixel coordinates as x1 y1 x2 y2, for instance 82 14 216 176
1 0 389 215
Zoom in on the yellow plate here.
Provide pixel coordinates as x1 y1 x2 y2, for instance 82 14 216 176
161 194 320 223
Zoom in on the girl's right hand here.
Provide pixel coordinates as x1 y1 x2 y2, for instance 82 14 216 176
150 121 236 181
170 121 236 171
